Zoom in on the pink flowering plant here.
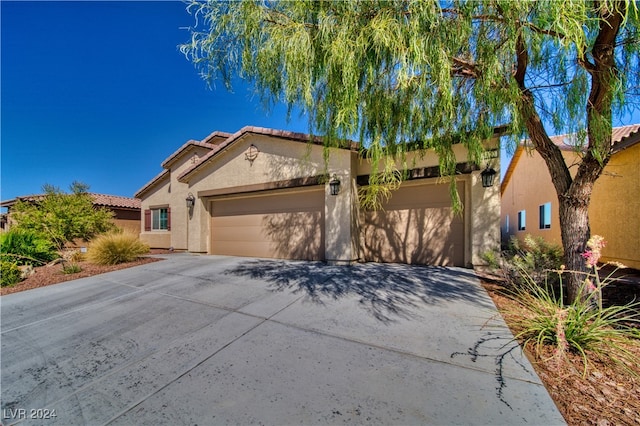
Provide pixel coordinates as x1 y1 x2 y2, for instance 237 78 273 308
500 235 640 376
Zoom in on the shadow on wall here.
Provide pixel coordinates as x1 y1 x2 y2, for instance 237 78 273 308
361 206 464 266
225 260 491 323
262 209 325 261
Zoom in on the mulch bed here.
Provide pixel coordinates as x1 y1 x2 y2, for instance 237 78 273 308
481 279 640 426
0 249 173 296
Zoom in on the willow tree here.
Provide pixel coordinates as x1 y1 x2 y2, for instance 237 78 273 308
181 0 639 302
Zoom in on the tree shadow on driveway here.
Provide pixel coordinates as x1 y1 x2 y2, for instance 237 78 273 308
225 260 494 323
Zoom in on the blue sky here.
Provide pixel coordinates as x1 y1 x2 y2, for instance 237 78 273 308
1 1 309 202
2 2 638 204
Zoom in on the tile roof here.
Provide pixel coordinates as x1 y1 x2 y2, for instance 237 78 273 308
501 124 640 194
161 139 217 169
134 169 170 199
532 124 640 151
201 130 232 145
91 193 141 209
1 193 140 210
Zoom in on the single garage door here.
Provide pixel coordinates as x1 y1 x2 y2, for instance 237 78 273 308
361 181 465 266
210 188 325 260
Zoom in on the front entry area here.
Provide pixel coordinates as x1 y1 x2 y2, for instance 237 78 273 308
210 188 325 261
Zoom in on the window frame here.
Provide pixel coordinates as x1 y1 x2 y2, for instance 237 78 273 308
144 207 171 232
517 210 526 231
151 208 169 231
539 202 551 230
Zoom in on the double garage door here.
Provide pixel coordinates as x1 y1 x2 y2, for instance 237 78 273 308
210 188 325 261
210 182 465 266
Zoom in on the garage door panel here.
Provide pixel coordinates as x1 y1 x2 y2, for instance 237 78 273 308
361 182 465 266
211 190 325 261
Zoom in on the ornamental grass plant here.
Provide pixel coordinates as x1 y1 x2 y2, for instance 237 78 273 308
505 267 640 377
498 235 640 378
87 232 150 265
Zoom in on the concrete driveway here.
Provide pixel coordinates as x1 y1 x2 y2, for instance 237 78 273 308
1 254 564 425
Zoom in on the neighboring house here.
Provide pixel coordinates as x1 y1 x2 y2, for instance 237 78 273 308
501 124 640 269
135 126 502 267
0 193 141 234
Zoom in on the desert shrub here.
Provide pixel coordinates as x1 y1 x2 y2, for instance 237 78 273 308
87 232 149 265
0 229 58 266
62 263 82 274
1 261 22 287
486 235 563 291
10 182 115 249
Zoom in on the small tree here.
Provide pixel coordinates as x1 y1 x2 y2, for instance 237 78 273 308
11 182 115 249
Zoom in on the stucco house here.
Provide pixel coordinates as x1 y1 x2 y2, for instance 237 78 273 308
501 124 640 269
135 126 502 267
0 193 141 234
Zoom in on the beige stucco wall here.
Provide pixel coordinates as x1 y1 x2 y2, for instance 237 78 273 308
355 143 481 176
323 149 359 263
138 175 172 249
501 148 576 247
188 135 327 189
469 170 501 265
590 144 640 269
502 144 639 269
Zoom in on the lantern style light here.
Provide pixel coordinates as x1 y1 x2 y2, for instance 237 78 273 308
329 174 341 196
186 193 196 208
480 166 497 188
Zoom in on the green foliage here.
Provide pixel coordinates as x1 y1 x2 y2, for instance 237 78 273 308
87 232 150 265
1 261 22 287
509 235 563 275
480 249 502 270
62 263 82 274
0 229 59 266
507 268 640 376
180 0 639 211
487 235 563 290
10 182 115 249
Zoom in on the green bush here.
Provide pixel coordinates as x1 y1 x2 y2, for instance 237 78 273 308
0 229 58 266
87 232 150 265
10 182 115 250
487 235 563 291
1 261 22 287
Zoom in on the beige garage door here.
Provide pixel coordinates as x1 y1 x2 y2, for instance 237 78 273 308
361 181 465 266
211 188 325 260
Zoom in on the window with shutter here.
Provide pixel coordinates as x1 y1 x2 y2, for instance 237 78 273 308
144 209 151 231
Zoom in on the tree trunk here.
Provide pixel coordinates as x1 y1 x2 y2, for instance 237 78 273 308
512 1 624 303
558 185 592 302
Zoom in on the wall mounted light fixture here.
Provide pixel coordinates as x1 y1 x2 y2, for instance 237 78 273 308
480 166 497 188
329 174 341 196
186 193 196 208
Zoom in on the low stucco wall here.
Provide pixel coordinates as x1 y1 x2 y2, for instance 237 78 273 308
140 231 172 249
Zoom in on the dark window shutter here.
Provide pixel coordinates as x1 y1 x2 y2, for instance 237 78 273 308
166 207 171 231
144 209 151 231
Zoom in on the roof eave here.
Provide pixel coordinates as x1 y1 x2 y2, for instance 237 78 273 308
134 169 170 199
